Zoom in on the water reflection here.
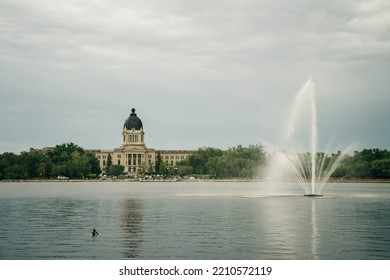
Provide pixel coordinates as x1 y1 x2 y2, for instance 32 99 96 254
121 199 143 258
2 182 390 259
311 199 319 259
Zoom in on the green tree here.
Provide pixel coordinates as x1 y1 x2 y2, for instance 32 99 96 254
177 166 193 176
371 159 390 179
160 161 168 176
155 152 162 174
147 163 154 174
105 153 112 173
184 144 267 179
334 149 390 179
188 147 223 174
0 153 20 179
47 142 100 179
109 164 125 176
0 143 101 180
222 144 267 178
205 156 224 178
38 160 53 178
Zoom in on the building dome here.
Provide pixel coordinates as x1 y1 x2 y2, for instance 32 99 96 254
123 108 143 130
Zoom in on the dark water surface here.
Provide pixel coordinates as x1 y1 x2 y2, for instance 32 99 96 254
1 181 390 259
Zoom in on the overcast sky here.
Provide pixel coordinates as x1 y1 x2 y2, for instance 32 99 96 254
1 0 389 154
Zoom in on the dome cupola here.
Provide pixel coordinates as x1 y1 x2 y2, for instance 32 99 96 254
123 108 143 130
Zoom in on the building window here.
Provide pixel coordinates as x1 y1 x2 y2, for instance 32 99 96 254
128 135 139 143
118 160 121 165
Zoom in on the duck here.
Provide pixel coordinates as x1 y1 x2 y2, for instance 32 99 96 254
91 229 99 236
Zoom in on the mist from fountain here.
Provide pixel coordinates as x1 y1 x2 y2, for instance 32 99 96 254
279 78 347 196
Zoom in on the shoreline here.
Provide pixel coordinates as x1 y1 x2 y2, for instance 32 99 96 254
1 178 390 183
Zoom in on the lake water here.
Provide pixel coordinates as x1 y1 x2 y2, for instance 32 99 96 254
1 181 390 260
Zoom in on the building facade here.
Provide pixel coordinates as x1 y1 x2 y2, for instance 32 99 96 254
91 108 195 176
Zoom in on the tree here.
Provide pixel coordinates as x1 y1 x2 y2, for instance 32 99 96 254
160 161 168 176
0 143 101 180
147 163 154 174
188 147 223 174
205 156 224 178
105 153 112 173
334 149 390 179
109 164 125 176
155 152 162 174
183 144 267 179
38 160 53 178
371 159 390 179
84 152 101 177
224 144 267 178
177 166 193 176
46 143 100 178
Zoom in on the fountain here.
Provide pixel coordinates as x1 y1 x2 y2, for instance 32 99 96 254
279 78 346 197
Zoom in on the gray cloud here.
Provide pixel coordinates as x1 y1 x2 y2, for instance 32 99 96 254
1 0 389 153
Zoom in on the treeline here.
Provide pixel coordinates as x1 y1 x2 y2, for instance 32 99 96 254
175 146 390 180
1 143 389 181
334 149 390 179
176 144 267 179
0 143 101 180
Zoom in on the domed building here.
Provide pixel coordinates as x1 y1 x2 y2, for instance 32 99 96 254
121 108 145 150
92 108 194 176
123 108 143 130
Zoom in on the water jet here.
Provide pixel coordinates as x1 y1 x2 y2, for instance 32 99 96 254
279 78 346 196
